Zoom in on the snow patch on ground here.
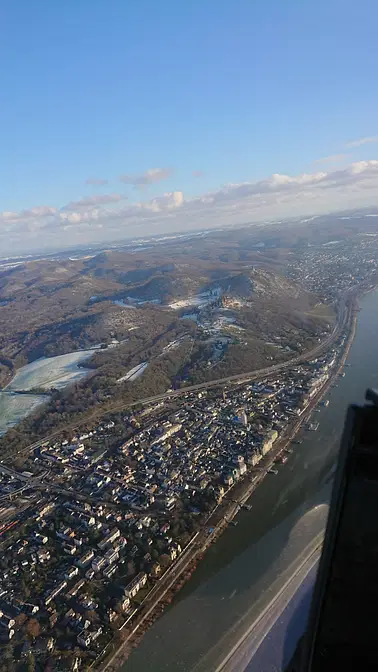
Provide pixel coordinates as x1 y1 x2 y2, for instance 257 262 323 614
169 287 222 310
160 336 192 356
117 362 148 383
114 297 161 308
207 315 245 332
127 296 161 306
226 323 245 331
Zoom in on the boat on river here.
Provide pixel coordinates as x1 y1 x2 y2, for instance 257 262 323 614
268 468 278 475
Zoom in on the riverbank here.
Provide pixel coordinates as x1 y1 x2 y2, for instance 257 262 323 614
97 293 358 671
196 316 356 549
200 300 357 544
207 292 358 534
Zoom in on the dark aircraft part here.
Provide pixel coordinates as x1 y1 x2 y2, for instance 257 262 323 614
287 389 378 671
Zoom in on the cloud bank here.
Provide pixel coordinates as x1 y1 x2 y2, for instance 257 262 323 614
2 161 378 253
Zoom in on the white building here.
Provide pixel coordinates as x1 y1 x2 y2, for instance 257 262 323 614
77 550 95 568
124 572 147 599
92 556 106 573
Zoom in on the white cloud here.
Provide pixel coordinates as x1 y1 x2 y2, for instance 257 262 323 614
142 191 184 212
3 161 378 253
208 170 328 203
346 136 378 148
120 167 172 186
205 161 378 205
0 206 56 224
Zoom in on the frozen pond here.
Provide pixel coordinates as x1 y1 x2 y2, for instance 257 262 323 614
0 349 94 436
6 350 94 391
0 392 48 436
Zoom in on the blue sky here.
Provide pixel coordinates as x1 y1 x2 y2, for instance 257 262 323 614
1 0 378 253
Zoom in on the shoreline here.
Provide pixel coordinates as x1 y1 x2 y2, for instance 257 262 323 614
97 292 359 671
202 300 357 538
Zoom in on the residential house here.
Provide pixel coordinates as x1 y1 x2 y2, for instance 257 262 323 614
124 572 147 599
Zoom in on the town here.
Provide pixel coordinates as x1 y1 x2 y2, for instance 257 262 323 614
0 331 351 670
0 232 378 670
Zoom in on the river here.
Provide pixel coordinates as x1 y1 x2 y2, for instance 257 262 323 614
0 349 94 436
124 287 378 672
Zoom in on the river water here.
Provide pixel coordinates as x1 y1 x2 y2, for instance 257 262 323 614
0 349 93 436
124 288 378 672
